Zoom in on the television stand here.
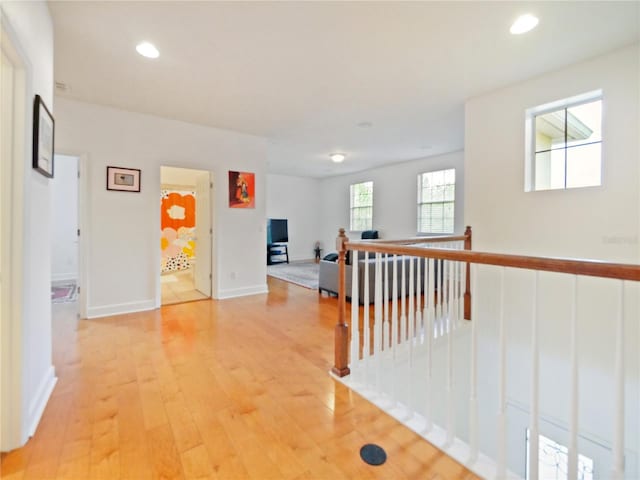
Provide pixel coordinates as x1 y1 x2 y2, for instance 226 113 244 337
267 243 289 265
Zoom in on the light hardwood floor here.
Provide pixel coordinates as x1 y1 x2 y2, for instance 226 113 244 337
161 269 209 306
1 278 478 480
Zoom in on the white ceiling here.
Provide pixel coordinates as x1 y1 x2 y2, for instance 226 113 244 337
50 1 639 178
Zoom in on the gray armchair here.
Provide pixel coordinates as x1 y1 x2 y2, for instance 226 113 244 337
319 255 415 304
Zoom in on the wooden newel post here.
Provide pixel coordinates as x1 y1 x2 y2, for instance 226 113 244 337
332 228 350 377
464 225 472 320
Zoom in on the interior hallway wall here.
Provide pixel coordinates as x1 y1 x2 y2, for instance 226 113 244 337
464 44 639 475
0 0 56 448
265 174 321 262
55 98 268 317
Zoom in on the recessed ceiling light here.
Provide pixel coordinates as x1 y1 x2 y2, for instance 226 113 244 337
510 14 539 35
330 153 346 163
136 41 159 59
357 121 373 128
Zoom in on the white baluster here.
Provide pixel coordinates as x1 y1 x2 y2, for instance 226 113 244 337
392 255 399 353
611 281 625 480
407 257 415 410
384 254 389 349
567 275 578 480
422 255 429 330
409 257 415 341
529 271 540 480
445 260 455 446
468 264 478 465
496 267 507 478
416 256 422 341
363 252 370 380
391 254 399 403
437 259 443 336
350 250 360 375
453 260 459 330
374 253 383 391
401 256 407 343
425 257 434 431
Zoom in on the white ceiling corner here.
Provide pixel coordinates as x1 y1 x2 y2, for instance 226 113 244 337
50 1 640 178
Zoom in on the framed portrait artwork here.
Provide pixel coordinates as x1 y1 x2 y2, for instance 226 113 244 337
32 95 55 178
228 171 255 208
106 166 141 192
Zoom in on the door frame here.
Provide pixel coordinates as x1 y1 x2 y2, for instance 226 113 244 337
53 152 90 319
0 11 29 451
157 166 215 307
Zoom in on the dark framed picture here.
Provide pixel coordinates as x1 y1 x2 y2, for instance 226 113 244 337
32 95 55 178
106 166 141 192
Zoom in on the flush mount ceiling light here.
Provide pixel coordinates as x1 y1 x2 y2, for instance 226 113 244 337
136 41 159 59
510 14 539 34
330 153 346 163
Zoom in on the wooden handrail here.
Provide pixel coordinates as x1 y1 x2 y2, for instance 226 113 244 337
342 242 640 281
332 225 640 378
362 234 468 245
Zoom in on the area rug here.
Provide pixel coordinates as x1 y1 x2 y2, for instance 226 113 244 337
51 282 78 303
267 262 319 290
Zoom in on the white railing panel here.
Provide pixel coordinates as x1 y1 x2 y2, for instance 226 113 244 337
338 239 637 480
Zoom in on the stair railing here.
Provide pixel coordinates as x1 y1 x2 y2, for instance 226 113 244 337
331 226 640 480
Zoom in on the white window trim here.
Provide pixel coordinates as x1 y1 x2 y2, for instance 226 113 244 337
349 181 373 232
524 89 603 192
417 168 456 235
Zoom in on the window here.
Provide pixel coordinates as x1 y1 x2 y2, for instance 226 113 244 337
526 430 594 480
350 181 373 231
417 168 455 234
527 92 602 191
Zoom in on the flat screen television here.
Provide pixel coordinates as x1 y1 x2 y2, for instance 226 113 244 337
267 218 288 244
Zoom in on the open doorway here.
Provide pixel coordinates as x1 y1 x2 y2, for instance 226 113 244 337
50 154 79 314
160 166 212 305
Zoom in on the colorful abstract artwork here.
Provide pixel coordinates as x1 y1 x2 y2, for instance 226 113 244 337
228 171 255 208
161 190 196 273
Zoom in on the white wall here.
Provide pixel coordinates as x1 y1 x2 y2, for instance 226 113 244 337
266 174 321 262
55 98 268 316
161 165 201 187
464 45 639 477
1 0 56 448
51 154 78 282
465 44 639 263
319 150 465 252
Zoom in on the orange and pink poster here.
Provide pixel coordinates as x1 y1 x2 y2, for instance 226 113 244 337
161 190 196 272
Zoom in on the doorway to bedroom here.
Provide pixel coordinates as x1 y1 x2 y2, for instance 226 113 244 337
160 166 212 305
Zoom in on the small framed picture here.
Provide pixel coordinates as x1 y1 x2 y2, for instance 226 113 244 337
106 166 141 192
32 95 55 178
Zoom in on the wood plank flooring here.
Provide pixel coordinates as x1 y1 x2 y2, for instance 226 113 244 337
1 278 478 480
161 269 209 306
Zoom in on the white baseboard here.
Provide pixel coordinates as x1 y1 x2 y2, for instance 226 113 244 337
51 272 77 282
87 299 156 319
216 284 268 300
27 366 57 438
